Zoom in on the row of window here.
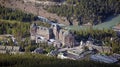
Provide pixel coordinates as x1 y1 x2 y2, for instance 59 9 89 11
37 26 47 30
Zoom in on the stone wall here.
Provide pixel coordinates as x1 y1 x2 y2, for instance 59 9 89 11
59 30 75 47
36 26 53 39
52 24 61 39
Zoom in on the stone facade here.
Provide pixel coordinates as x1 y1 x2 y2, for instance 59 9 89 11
36 26 53 39
30 23 76 48
51 24 61 39
30 23 53 40
59 30 75 47
30 23 37 40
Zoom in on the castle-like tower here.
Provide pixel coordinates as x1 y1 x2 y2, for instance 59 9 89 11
52 24 61 39
30 23 76 48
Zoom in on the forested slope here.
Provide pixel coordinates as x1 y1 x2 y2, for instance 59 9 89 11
45 0 120 25
0 5 37 22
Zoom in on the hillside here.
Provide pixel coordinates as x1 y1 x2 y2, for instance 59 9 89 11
45 0 120 25
67 15 120 31
1 0 120 26
94 15 120 29
0 19 30 38
0 0 70 25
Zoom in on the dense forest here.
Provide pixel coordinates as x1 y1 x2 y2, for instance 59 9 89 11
45 0 120 25
0 19 30 38
0 5 37 22
0 53 119 67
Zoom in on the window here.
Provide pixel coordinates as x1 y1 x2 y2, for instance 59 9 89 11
41 27 43 30
37 37 41 39
53 25 55 27
37 27 39 29
62 31 64 34
44 28 46 30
